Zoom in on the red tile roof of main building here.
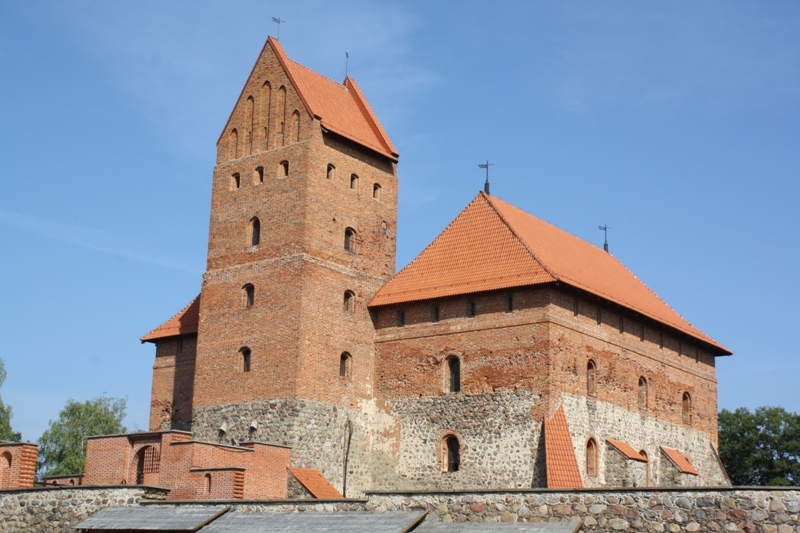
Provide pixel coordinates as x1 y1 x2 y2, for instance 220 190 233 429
219 37 397 161
141 295 200 342
369 192 730 355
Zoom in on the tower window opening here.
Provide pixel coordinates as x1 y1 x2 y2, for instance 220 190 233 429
432 305 440 323
373 183 381 200
586 438 598 477
204 473 212 494
243 284 255 307
505 293 513 313
241 347 251 373
587 360 597 397
231 173 241 190
638 376 647 411
397 310 405 328
441 435 460 472
254 166 264 184
344 228 356 253
343 290 355 312
467 300 476 318
339 352 352 378
447 356 461 393
279 160 289 178
327 164 335 180
250 217 261 246
350 174 359 190
682 392 692 424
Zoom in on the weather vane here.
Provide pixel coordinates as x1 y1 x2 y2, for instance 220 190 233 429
272 17 285 40
478 161 493 194
598 224 609 253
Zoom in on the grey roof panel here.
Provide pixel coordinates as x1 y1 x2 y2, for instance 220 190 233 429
200 510 426 533
413 520 583 533
73 505 230 531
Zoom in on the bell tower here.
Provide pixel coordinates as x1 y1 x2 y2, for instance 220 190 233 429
190 37 398 495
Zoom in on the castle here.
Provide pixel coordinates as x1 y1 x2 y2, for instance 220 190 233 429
8 36 731 499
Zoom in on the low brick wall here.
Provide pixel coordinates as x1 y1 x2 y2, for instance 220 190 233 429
365 488 800 532
0 486 165 533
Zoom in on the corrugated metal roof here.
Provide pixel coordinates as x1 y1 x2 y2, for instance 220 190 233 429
73 505 229 531
287 467 342 499
414 520 582 533
141 295 200 342
543 406 583 489
200 510 426 533
660 446 699 475
370 192 729 355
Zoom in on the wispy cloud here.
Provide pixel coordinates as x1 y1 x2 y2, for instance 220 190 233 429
0 209 201 273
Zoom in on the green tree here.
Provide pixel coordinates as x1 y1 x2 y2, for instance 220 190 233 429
719 406 800 486
0 358 22 442
37 396 127 478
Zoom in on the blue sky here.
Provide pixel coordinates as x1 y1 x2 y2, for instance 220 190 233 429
1 1 798 442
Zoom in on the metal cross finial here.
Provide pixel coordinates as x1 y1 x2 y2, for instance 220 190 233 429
478 161 494 194
598 224 609 253
272 17 285 40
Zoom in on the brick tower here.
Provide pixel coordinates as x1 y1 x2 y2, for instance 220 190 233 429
146 37 398 496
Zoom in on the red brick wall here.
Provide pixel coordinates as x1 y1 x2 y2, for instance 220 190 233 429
0 443 37 489
149 335 196 431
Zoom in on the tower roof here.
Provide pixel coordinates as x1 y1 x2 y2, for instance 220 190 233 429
218 37 398 161
141 295 200 343
369 192 730 355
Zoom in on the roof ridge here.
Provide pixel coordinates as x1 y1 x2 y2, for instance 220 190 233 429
483 192 559 281
286 58 346 89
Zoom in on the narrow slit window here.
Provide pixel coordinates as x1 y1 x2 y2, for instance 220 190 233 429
682 392 692 424
586 438 598 477
343 290 355 312
441 435 460 472
327 164 335 180
587 360 597 397
350 174 358 190
250 217 261 246
638 377 647 411
447 357 461 393
505 293 513 313
241 347 251 373
431 305 440 323
254 166 264 184
339 352 352 378
397 310 405 328
344 228 356 253
231 173 240 190
373 183 381 200
243 284 255 307
467 300 476 318
279 160 289 178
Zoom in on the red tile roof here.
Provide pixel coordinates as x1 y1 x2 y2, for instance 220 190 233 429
141 295 200 342
660 446 699 475
219 37 397 161
369 192 730 355
544 406 583 489
606 439 648 462
287 467 343 499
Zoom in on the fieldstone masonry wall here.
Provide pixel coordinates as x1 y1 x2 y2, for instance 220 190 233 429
0 487 157 533
365 488 800 532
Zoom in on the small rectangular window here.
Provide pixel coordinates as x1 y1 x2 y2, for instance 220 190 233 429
505 293 513 313
397 310 405 328
467 300 475 318
597 308 602 325
432 305 440 323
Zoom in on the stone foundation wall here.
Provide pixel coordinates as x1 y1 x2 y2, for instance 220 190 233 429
365 488 800 532
0 486 159 533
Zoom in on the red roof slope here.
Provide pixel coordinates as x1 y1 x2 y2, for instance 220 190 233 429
287 467 343 499
544 406 583 489
370 192 729 354
660 447 699 475
219 37 397 161
606 439 647 462
141 295 200 342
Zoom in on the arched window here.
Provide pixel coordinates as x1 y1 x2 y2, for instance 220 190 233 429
229 129 238 159
246 96 254 154
344 228 356 253
326 164 335 180
135 446 160 485
243 284 254 307
231 173 240 190
339 352 352 378
638 377 648 411
586 438 598 477
291 110 300 142
343 290 355 312
204 473 212 494
261 81 272 144
254 166 264 184
682 392 692 424
587 360 597 397
441 434 460 472
0 452 11 489
250 217 261 246
279 160 289 178
373 183 381 200
350 174 359 190
241 347 251 373
446 356 461 393
277 86 287 145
